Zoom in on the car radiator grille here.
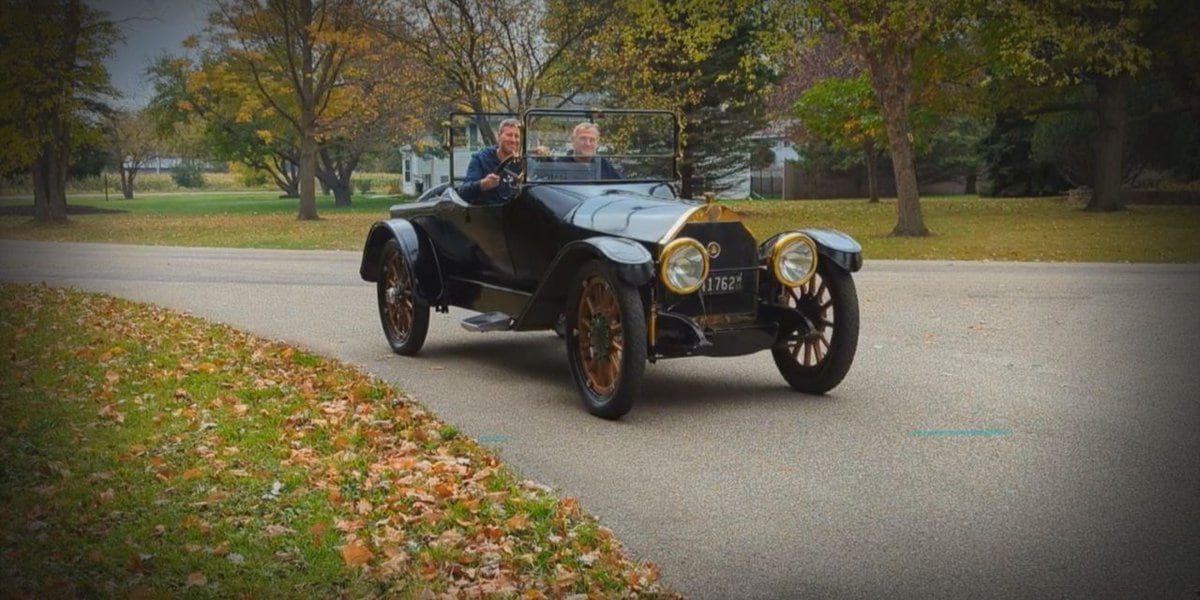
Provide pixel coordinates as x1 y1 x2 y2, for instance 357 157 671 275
661 222 760 320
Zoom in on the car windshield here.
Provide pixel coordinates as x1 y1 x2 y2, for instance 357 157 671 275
523 109 677 184
446 112 519 183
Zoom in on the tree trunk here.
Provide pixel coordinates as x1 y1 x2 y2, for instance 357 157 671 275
31 138 69 222
330 181 352 206
871 74 928 235
316 168 352 206
864 143 879 203
679 158 695 199
31 0 81 223
266 155 299 197
298 131 318 219
1087 76 1129 212
296 0 319 221
120 167 135 199
318 147 358 207
965 168 977 195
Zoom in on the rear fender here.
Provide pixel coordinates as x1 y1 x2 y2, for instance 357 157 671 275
359 220 443 303
512 236 654 330
759 228 863 274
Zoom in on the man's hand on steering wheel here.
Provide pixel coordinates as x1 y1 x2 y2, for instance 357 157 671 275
488 154 522 200
492 154 521 182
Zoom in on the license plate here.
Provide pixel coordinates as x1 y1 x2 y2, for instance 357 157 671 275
701 272 744 294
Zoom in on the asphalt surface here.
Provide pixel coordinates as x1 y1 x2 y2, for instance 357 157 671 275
2 240 1199 599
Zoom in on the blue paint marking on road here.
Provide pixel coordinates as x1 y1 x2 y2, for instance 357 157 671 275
476 436 511 443
912 429 1011 438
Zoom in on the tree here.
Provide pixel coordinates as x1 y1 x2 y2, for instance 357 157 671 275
0 0 120 221
373 0 611 117
147 53 304 198
806 0 976 236
983 0 1199 211
580 0 783 198
209 0 384 220
793 75 885 202
102 108 158 199
312 40 434 205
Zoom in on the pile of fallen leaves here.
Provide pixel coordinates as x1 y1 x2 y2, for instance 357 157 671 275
0 283 678 599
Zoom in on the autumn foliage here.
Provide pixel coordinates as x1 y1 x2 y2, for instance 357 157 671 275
0 283 676 598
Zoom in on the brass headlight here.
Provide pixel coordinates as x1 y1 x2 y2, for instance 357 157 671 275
770 233 818 287
659 237 709 294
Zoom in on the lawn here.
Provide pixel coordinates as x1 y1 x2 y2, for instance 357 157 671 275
1 192 1198 261
0 283 675 598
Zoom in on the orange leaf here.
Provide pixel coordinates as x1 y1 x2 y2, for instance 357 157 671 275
182 468 203 480
505 514 528 531
309 522 329 543
185 572 207 587
341 542 373 567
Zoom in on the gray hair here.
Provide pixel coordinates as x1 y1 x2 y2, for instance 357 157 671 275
572 122 599 138
498 118 521 133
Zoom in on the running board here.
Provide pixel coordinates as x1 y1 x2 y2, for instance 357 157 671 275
460 311 513 332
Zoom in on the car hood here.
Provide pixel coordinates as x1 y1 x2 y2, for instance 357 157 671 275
565 191 698 244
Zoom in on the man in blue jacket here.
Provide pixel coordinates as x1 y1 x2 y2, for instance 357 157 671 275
459 118 522 204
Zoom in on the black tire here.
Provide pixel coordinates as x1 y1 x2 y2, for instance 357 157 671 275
377 238 430 356
772 260 859 394
565 261 647 419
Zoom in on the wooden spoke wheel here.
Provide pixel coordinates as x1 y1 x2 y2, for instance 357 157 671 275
771 260 859 394
565 261 646 419
377 239 430 355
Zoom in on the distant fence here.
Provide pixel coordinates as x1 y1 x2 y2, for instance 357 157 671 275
750 163 967 199
1123 190 1200 205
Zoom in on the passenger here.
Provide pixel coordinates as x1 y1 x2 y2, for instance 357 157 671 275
459 117 522 204
567 122 622 180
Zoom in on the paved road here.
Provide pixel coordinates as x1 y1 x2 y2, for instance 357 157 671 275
3 240 1199 599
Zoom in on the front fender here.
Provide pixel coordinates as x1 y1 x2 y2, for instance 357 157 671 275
759 228 863 274
512 236 654 330
359 219 443 303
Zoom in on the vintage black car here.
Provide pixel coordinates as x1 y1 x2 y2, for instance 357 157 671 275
360 109 862 419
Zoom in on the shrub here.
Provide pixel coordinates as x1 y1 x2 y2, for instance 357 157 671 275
354 178 372 194
171 161 206 189
230 162 270 188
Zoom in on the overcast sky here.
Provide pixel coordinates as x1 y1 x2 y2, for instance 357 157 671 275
86 0 216 109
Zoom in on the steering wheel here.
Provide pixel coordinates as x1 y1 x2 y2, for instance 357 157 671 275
491 154 523 201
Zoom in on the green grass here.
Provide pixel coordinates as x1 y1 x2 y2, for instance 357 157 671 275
0 283 676 598
2 192 1198 261
0 171 407 196
732 195 1200 263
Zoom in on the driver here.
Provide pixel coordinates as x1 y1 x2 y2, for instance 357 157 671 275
459 118 521 204
567 122 622 180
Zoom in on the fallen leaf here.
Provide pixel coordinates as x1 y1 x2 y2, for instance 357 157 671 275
127 552 143 574
264 524 295 537
341 542 373 567
185 571 207 587
505 514 528 531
